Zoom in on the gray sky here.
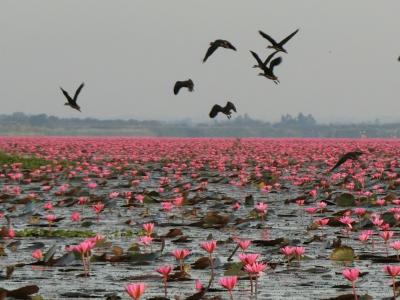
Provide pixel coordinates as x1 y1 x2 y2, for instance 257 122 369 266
1 0 400 123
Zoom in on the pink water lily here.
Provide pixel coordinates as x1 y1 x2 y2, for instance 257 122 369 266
32 249 43 261
219 276 237 300
172 248 190 271
142 223 154 236
125 283 146 300
1 136 400 298
237 239 251 252
239 253 259 265
384 265 400 299
156 265 172 297
71 211 81 222
342 268 360 300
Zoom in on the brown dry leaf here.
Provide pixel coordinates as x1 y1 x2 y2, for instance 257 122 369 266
191 256 211 269
0 244 6 256
169 270 191 282
6 265 14 279
253 237 288 247
112 246 124 256
202 212 229 228
164 228 183 238
28 216 41 225
7 285 40 299
172 236 190 243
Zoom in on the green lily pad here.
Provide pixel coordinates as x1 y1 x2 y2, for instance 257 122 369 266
330 246 355 262
16 229 95 238
335 193 355 207
245 195 254 206
143 195 157 204
224 262 246 276
381 212 397 226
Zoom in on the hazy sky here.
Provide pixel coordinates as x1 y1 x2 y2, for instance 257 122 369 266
1 0 400 123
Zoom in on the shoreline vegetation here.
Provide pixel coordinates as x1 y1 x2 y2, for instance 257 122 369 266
0 112 399 137
0 151 70 169
0 151 53 169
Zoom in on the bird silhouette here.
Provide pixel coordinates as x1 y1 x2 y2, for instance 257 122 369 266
258 29 299 53
209 101 237 119
330 151 363 171
250 50 282 84
203 39 237 63
173 79 194 95
60 82 84 112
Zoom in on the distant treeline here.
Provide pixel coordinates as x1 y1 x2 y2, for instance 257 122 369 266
0 112 399 138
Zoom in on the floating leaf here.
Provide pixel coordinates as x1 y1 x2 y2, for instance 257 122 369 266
143 195 156 204
192 257 211 269
304 266 330 274
202 212 230 228
127 243 140 252
60 292 94 298
172 236 191 243
324 294 372 300
335 193 355 207
384 193 397 202
105 293 122 300
112 246 124 256
43 244 57 263
245 195 254 206
253 237 288 247
184 290 205 300
169 270 191 281
330 246 355 262
5 265 15 279
0 244 6 256
164 228 182 238
6 285 40 299
358 254 399 263
16 228 95 238
224 262 246 276
146 191 160 197
381 212 397 227
52 252 77 267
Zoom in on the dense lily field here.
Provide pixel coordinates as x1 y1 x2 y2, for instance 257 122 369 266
2 137 400 300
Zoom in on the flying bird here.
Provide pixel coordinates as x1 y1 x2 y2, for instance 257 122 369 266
330 151 363 171
173 79 194 95
258 29 299 53
203 39 237 63
209 101 237 119
60 82 84 112
250 50 282 84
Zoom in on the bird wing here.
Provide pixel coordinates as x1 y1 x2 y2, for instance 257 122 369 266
188 79 194 91
279 29 299 46
209 104 222 118
60 87 73 103
264 50 279 65
173 81 183 95
226 101 237 113
258 30 278 46
250 51 264 67
269 57 282 72
226 41 237 51
203 42 220 62
73 82 85 101
330 156 348 171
